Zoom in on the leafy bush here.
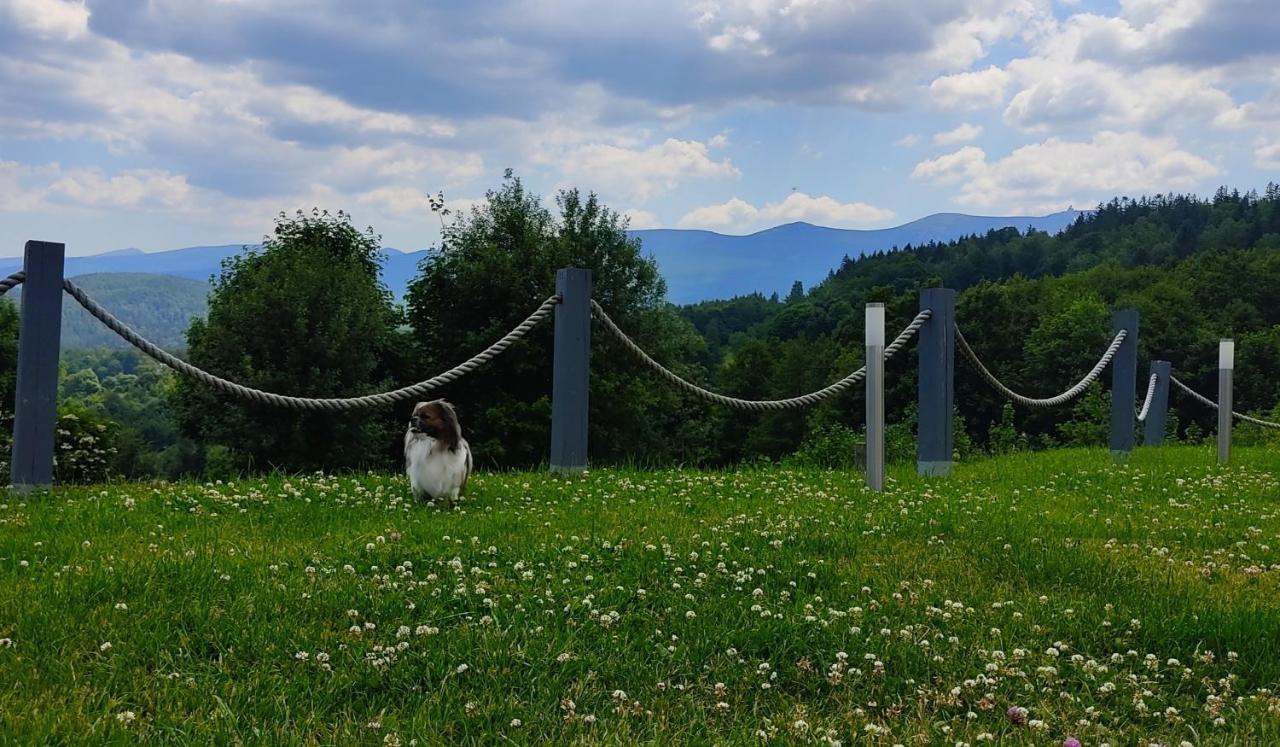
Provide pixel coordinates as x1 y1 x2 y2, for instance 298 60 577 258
0 407 117 485
988 403 1030 454
789 422 862 469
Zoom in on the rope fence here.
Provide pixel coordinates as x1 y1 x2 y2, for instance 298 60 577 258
954 325 1127 408
0 271 25 295
3 245 1278 488
1170 375 1280 430
1136 372 1158 422
63 279 561 411
592 302 930 411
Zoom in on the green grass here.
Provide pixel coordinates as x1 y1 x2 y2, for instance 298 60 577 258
3 447 1280 745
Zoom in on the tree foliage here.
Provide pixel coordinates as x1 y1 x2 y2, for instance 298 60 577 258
173 209 401 472
405 171 712 468
686 186 1280 457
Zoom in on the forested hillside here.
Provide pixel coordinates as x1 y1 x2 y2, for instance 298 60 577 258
13 273 208 351
680 186 1280 461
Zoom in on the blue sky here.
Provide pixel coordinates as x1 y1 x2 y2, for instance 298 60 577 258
1 0 1277 256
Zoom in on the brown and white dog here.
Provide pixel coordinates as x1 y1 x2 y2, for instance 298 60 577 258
404 399 472 507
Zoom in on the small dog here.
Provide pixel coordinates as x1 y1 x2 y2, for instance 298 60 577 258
404 399 472 507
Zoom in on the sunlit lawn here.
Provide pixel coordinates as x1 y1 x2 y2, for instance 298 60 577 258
2 446 1280 745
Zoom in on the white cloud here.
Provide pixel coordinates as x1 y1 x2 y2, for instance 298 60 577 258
910 146 986 184
677 197 758 230
1003 59 1235 132
5 0 90 40
912 132 1219 211
1256 142 1280 169
622 208 660 229
560 137 739 203
0 160 196 212
678 191 893 231
933 123 984 145
894 134 921 148
707 24 768 55
46 168 193 209
929 65 1011 110
355 186 430 220
985 0 1279 135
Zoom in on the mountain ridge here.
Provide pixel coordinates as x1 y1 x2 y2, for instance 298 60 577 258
1 210 1084 305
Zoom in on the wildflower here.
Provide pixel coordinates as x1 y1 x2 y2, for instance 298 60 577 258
455 663 469 674
100 642 113 652
510 719 522 728
1007 706 1027 726
1063 739 1082 747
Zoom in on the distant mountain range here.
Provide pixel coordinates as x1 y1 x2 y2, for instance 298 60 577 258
629 210 1083 302
2 209 1083 303
0 245 429 301
2 210 1083 349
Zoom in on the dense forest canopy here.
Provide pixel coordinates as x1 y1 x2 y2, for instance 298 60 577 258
678 186 1280 461
4 184 1278 482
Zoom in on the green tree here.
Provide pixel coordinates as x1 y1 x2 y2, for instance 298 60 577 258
173 209 400 472
404 172 710 468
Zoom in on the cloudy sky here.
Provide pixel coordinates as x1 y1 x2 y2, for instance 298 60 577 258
1 0 1277 255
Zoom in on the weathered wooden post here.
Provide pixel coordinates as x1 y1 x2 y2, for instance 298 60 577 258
550 268 591 475
1109 310 1139 458
917 288 955 476
1143 360 1171 446
865 303 885 491
1218 339 1233 466
11 241 65 491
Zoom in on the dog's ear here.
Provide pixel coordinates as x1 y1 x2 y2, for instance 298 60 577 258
432 399 463 448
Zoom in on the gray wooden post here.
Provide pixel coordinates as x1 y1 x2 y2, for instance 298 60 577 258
917 288 955 476
11 241 65 491
1218 339 1233 466
1143 360 1171 446
865 303 885 491
1109 309 1139 458
550 268 591 475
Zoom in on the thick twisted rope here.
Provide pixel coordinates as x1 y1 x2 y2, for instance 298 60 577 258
593 301 930 411
955 325 1126 408
1170 375 1280 429
1135 372 1158 422
0 271 24 295
62 277 560 411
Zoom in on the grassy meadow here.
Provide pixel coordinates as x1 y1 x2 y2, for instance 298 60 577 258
2 446 1280 745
